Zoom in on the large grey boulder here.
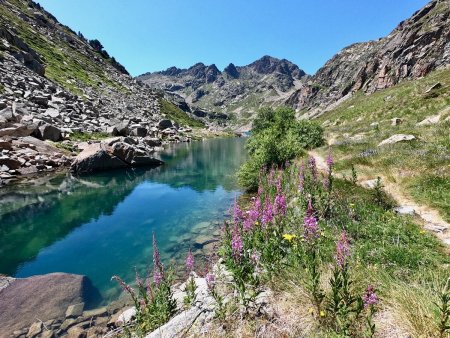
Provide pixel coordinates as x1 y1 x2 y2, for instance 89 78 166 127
158 119 173 130
38 124 62 142
70 143 127 174
130 127 147 137
0 273 100 336
0 124 36 137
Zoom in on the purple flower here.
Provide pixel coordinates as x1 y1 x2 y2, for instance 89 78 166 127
306 199 314 217
186 249 194 272
244 198 261 231
309 156 317 182
262 200 274 224
274 194 287 216
250 249 261 264
363 285 379 308
233 201 245 224
231 228 244 258
112 275 136 297
152 233 164 286
304 215 319 242
326 152 334 170
335 231 351 268
276 176 282 193
205 271 216 290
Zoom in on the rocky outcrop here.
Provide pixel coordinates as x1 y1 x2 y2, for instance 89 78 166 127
0 273 101 337
137 56 307 123
70 137 164 174
288 0 450 116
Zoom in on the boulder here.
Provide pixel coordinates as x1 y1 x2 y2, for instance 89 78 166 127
106 126 119 136
0 156 21 169
378 134 416 147
0 124 36 137
130 127 147 137
417 114 441 126
26 321 42 338
65 303 85 318
38 125 62 142
70 143 127 174
158 119 173 130
0 273 100 336
143 137 162 147
110 142 135 164
115 120 130 136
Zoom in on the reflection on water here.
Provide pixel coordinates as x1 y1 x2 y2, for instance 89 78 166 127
0 138 247 303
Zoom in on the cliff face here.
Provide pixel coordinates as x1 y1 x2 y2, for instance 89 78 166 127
288 0 450 117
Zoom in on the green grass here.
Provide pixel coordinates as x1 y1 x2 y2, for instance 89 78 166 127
159 99 205 128
68 131 110 142
316 67 450 220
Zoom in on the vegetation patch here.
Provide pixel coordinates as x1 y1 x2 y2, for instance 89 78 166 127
238 106 324 191
158 98 205 128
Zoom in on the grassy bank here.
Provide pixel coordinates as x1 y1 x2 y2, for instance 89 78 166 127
314 67 450 221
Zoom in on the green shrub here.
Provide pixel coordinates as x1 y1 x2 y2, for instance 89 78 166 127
238 107 324 191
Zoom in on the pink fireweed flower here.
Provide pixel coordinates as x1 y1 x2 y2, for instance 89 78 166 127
135 268 144 288
303 214 319 243
276 175 282 193
231 228 244 258
335 231 351 268
274 193 287 216
112 275 136 297
323 176 330 190
326 152 334 170
363 285 379 308
152 233 164 286
309 156 317 181
205 270 216 290
262 200 274 224
250 249 261 264
186 249 194 272
233 200 245 224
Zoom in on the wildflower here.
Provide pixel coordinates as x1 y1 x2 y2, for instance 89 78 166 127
262 199 274 224
152 233 164 286
335 231 351 268
231 228 244 258
205 270 216 290
304 214 319 242
135 268 144 288
233 200 245 224
274 193 287 215
349 203 355 207
420 230 426 234
186 249 194 272
323 177 330 190
282 234 296 242
320 310 326 317
363 285 379 308
112 275 136 297
309 156 317 181
303 200 319 242
276 175 282 193
250 249 261 264
326 152 334 170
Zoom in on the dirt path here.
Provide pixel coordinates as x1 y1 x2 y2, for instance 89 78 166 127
308 150 450 245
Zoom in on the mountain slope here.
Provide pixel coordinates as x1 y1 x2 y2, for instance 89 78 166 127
288 0 450 117
0 0 202 133
137 56 308 126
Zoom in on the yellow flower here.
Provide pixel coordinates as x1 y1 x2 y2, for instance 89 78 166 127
349 203 355 207
255 221 260 226
320 310 326 317
420 230 426 234
283 234 296 242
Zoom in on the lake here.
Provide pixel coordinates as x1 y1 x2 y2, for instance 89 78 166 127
0 137 247 305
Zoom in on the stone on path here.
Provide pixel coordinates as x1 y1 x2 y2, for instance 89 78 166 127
393 206 416 216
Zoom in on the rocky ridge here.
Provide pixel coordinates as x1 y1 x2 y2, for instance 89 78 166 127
138 56 308 127
288 0 450 117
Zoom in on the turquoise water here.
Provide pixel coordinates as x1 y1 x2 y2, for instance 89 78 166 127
0 138 247 304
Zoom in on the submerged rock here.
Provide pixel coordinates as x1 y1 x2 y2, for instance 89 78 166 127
0 273 101 336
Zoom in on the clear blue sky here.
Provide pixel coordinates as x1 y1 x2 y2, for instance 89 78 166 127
38 0 429 76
